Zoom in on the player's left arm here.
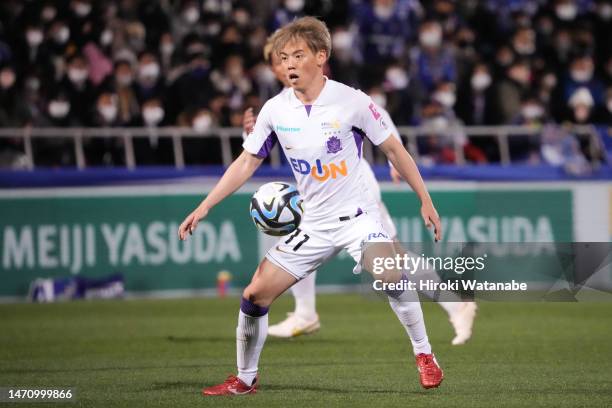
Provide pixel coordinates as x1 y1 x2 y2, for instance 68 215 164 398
357 94 441 241
379 136 442 242
377 106 403 184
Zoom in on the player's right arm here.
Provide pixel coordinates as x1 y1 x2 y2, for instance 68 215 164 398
179 102 276 241
178 151 263 240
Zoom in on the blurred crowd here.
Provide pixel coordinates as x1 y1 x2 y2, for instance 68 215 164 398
0 0 610 167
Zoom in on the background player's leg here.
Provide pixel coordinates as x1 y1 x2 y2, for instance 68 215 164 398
292 271 317 320
268 271 320 338
237 258 297 386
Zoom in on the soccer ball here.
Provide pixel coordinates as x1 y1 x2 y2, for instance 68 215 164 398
250 182 304 236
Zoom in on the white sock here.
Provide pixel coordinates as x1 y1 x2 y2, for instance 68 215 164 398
291 271 317 320
438 301 462 316
236 310 267 386
388 290 432 355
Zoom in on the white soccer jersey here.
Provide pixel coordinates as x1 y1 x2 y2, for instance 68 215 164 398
243 78 392 226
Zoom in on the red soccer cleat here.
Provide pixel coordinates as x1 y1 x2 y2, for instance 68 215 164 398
416 353 444 389
202 374 258 396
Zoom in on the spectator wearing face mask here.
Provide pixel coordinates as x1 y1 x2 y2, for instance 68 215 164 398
381 62 422 125
432 81 457 114
513 95 547 126
67 0 96 47
457 63 496 125
415 98 468 165
410 20 457 93
560 54 606 109
140 98 167 128
60 54 96 126
564 87 609 165
182 108 219 165
328 27 360 88
433 80 487 163
105 59 140 125
97 25 115 57
565 87 596 124
132 98 173 165
93 91 120 127
84 90 126 166
36 89 77 166
46 20 72 58
134 51 165 103
495 58 533 123
456 63 499 161
44 90 75 127
550 0 583 28
509 94 547 163
174 0 219 42
15 22 53 82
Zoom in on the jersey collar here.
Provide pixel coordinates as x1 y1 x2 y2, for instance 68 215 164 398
288 76 332 108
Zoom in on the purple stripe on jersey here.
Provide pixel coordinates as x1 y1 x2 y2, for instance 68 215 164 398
304 105 312 116
351 126 365 158
256 131 278 159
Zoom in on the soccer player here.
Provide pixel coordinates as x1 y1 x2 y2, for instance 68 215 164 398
179 16 444 395
245 33 477 345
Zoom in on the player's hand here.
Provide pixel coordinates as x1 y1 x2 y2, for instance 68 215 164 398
421 202 442 242
178 206 209 240
242 107 256 135
389 166 402 184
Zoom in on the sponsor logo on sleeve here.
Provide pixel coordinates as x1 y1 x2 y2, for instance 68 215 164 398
368 103 381 120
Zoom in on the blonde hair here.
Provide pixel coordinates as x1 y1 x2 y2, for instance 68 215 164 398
263 30 281 64
272 16 332 59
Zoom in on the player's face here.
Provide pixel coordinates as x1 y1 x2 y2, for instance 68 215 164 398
279 38 326 92
270 53 290 88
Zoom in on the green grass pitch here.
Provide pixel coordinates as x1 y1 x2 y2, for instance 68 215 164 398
1 294 611 407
